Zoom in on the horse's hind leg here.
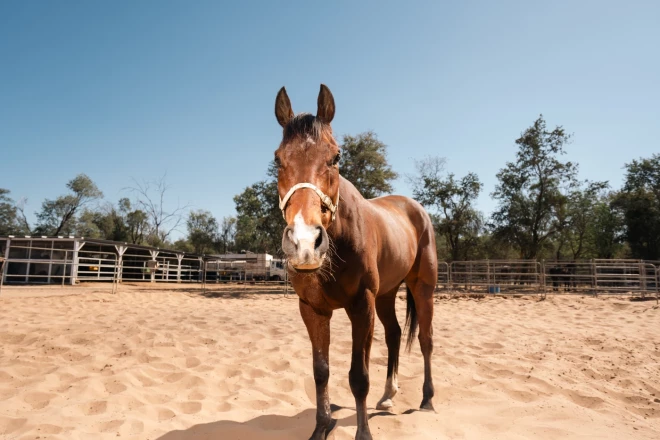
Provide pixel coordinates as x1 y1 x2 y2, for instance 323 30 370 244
407 278 436 411
375 286 402 411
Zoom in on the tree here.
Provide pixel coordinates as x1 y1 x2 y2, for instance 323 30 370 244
339 131 398 199
490 115 578 259
126 174 189 246
564 181 609 259
125 209 149 244
233 179 284 253
187 210 219 255
0 189 23 235
217 216 236 254
410 157 483 261
172 238 194 253
35 174 103 236
615 154 660 259
589 192 625 258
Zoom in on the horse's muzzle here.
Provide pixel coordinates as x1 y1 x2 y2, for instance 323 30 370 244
281 223 329 271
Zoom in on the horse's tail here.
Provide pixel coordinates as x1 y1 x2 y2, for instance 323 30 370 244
404 285 418 353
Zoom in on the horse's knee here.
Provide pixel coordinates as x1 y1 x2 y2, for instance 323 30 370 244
313 359 329 387
418 331 433 354
349 365 370 399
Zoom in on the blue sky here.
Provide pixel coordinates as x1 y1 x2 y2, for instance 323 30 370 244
1 1 658 239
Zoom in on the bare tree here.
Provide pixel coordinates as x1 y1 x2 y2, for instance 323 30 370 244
125 174 190 246
218 216 236 254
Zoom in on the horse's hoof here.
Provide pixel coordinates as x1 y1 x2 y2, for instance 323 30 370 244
420 400 436 413
309 418 337 440
355 428 373 440
376 398 394 411
325 418 337 439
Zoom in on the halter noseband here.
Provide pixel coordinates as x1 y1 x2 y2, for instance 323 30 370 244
279 183 339 222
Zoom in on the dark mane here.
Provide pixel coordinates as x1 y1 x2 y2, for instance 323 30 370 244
283 113 327 142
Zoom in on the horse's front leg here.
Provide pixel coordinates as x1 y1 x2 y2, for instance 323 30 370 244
299 299 335 440
346 292 376 440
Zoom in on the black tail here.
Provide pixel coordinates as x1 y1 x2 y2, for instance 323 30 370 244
404 285 418 353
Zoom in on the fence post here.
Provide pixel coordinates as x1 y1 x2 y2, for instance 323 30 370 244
115 245 127 285
0 238 10 295
449 262 453 291
149 250 159 283
468 261 472 291
591 259 597 296
486 259 491 292
640 262 646 294
656 266 659 305
176 254 183 283
62 250 67 287
72 240 84 285
539 260 545 298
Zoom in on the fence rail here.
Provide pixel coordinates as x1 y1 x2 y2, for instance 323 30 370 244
437 259 659 300
1 237 658 301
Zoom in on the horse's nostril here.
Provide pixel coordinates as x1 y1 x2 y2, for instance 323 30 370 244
287 228 296 245
314 227 324 250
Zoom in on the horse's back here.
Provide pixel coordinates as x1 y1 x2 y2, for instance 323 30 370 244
368 195 434 241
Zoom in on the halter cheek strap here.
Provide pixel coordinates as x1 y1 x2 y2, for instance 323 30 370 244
279 183 339 222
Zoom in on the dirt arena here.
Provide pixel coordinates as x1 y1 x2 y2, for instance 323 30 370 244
0 283 658 439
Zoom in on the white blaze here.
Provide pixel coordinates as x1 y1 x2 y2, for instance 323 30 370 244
292 211 320 244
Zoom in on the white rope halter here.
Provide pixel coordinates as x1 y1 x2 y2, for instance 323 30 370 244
279 183 339 222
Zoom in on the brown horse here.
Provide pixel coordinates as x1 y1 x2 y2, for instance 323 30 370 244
274 84 437 440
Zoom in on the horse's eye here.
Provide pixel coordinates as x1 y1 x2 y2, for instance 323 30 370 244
332 153 341 166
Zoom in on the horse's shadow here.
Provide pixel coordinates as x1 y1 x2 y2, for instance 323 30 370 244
156 404 420 440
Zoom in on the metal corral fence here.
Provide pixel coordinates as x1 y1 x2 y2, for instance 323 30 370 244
437 259 660 300
0 237 206 293
2 237 659 300
0 237 285 293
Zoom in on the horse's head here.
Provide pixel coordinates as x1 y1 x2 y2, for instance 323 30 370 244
274 84 340 272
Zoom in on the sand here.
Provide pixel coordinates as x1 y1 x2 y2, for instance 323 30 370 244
0 283 659 440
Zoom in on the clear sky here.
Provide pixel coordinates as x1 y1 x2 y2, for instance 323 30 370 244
1 1 658 239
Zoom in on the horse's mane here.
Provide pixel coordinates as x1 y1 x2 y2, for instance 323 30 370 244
283 113 328 143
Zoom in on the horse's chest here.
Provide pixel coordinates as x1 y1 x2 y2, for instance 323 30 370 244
292 273 363 311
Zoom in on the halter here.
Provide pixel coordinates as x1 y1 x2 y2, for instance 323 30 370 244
279 183 339 222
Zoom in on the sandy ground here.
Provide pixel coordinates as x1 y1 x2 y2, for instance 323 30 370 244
0 283 659 440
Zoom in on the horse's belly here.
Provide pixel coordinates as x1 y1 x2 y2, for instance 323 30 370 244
376 239 417 293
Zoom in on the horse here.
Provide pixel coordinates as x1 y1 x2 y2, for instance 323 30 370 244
273 84 437 440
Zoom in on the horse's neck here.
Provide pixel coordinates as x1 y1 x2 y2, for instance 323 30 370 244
329 176 366 242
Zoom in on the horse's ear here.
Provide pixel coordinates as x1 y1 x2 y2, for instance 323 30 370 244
317 84 335 124
275 87 294 128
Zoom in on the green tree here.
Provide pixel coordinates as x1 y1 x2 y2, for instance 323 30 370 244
172 238 194 253
588 192 625 258
0 189 23 235
614 154 660 259
490 115 578 259
411 157 483 261
35 174 103 236
552 181 609 259
339 131 398 199
125 208 149 244
72 198 148 243
187 210 219 255
233 179 284 253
